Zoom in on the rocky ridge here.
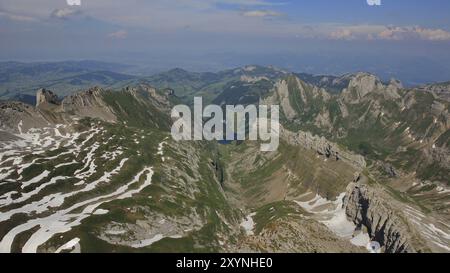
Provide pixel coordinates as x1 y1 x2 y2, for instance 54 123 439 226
344 182 420 253
281 127 366 170
0 84 173 136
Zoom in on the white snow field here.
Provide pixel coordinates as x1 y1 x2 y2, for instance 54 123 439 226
294 192 377 251
240 212 256 236
0 122 159 253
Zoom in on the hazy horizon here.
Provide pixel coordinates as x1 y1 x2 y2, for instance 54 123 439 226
2 0 450 85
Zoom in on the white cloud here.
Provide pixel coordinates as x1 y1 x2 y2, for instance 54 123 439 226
329 29 355 40
50 8 81 19
415 27 450 41
242 10 282 17
0 10 36 22
328 25 450 41
108 30 127 39
0 1 449 43
378 26 450 41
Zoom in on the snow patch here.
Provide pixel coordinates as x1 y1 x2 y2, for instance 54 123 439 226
93 209 109 215
240 213 256 236
55 238 80 253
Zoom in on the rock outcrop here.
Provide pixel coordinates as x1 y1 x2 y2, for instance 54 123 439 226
273 79 297 120
341 73 383 103
381 163 398 177
61 87 117 122
0 101 50 134
125 84 172 113
0 84 172 134
341 73 403 102
282 128 366 170
36 88 59 106
418 82 450 102
344 183 418 253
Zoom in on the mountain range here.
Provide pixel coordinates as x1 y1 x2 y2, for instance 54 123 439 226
0 62 449 253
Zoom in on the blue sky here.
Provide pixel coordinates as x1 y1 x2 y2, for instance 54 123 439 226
276 0 450 28
1 0 450 84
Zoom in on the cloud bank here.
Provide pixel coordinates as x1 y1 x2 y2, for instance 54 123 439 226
329 25 450 41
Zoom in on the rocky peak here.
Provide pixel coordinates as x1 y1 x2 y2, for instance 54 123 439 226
61 86 106 108
388 78 403 89
85 86 105 95
60 87 116 122
163 88 175 96
125 84 163 101
0 100 51 134
341 73 384 103
344 183 418 253
36 88 59 107
340 73 407 103
418 82 450 102
281 128 367 170
382 78 403 100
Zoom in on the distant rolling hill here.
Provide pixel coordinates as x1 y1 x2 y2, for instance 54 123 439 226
0 61 137 100
0 62 294 104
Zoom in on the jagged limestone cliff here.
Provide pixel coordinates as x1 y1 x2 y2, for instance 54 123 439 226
344 182 417 253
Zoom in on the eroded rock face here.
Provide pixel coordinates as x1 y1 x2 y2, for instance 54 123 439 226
1 87 118 134
419 82 450 102
60 87 116 122
274 79 297 120
427 146 450 169
1 84 173 134
282 128 366 170
344 183 416 253
381 163 398 178
125 84 172 113
342 73 384 103
0 101 50 134
234 217 364 253
36 88 59 106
